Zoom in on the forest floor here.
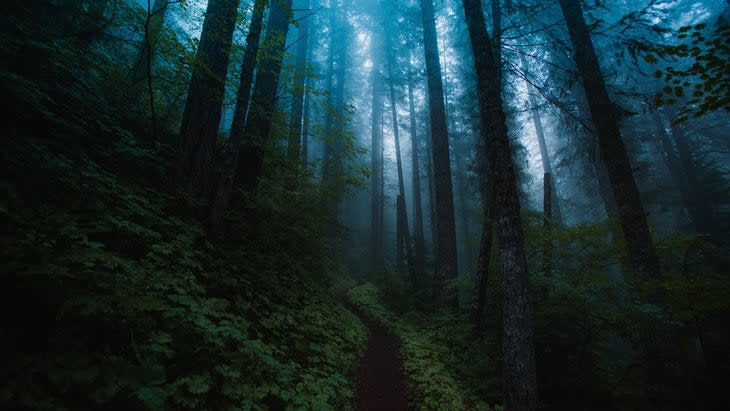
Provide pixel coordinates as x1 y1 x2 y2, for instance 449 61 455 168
348 305 411 411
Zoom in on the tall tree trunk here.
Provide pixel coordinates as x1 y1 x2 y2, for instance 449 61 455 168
208 0 267 239
370 64 385 278
473 196 493 333
558 0 664 289
302 81 310 166
442 36 475 282
287 0 310 163
521 55 562 222
420 0 459 308
178 0 241 207
461 1 538 410
571 82 618 217
425 115 438 262
396 194 406 276
321 1 348 216
543 172 553 278
650 106 694 228
408 74 426 281
665 106 715 239
558 0 683 402
237 0 293 190
385 43 415 282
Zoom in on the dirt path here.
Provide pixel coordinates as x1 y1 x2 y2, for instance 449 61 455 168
349 305 411 411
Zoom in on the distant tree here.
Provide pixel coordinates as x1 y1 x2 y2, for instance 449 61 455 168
287 0 311 163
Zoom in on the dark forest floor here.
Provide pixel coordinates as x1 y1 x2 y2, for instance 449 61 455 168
349 306 411 411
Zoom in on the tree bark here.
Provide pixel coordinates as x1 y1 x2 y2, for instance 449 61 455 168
237 0 293 190
462 1 538 409
178 0 241 207
208 0 267 239
420 0 459 308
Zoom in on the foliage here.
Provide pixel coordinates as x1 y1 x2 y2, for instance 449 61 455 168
0 3 367 409
346 284 500 411
650 23 730 122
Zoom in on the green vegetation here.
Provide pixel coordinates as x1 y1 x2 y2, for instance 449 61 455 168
346 211 730 410
0 2 366 410
347 283 500 411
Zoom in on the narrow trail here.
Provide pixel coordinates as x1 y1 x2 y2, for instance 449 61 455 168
348 305 411 411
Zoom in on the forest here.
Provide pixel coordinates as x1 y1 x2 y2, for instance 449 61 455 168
1 0 729 410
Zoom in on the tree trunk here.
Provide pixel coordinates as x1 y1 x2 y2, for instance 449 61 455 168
543 172 553 278
558 0 683 402
420 0 459 308
473 198 493 333
287 0 310 163
521 55 562 222
408 74 426 281
385 44 416 282
208 0 267 239
462 1 538 410
178 0 241 207
237 0 293 190
370 61 385 278
321 2 348 215
650 106 694 228
558 0 664 287
665 106 715 239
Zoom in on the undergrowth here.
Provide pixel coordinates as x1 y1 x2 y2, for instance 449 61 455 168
346 283 502 411
0 7 367 409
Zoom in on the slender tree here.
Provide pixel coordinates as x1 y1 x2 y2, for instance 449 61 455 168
209 0 268 239
370 46 385 278
558 0 683 401
461 0 538 409
178 0 241 205
238 0 294 190
128 0 170 85
408 72 426 281
521 55 562 222
287 0 311 163
420 0 458 308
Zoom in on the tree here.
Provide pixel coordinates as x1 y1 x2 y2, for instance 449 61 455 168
370 31 386 278
461 0 538 409
407 70 426 281
558 0 682 402
520 55 562 223
287 0 311 163
128 0 171 85
420 0 458 308
209 0 268 239
178 0 241 207
238 0 294 190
